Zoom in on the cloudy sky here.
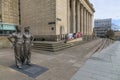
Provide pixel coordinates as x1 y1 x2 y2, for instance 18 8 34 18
90 0 120 29
90 0 120 20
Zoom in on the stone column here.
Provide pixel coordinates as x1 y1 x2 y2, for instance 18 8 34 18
80 4 84 34
91 14 94 35
83 7 85 35
83 8 86 35
69 0 73 33
86 10 87 35
87 11 89 35
79 3 81 32
88 12 90 35
90 14 93 35
89 14 91 35
67 0 70 33
86 10 88 35
69 0 76 33
73 0 76 33
89 13 91 35
77 1 80 32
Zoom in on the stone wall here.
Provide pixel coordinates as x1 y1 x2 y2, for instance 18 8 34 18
0 0 1 21
20 0 95 41
20 0 56 36
1 0 19 25
0 36 12 48
56 0 68 35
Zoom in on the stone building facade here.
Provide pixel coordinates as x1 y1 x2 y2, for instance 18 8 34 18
0 0 2 22
20 0 95 41
0 0 19 25
0 0 19 35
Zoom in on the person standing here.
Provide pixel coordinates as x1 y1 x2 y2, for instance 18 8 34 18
8 26 24 69
23 26 34 66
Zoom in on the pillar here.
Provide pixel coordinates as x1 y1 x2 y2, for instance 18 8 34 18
83 8 86 35
88 12 90 35
67 0 70 33
88 13 91 35
70 0 73 33
90 14 93 35
86 10 88 36
73 0 76 33
77 0 80 32
91 14 94 35
80 4 84 34
87 11 89 35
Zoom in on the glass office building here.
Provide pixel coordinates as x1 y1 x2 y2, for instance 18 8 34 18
94 18 112 37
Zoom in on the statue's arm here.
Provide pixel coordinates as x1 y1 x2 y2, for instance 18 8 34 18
30 34 34 46
8 35 13 43
31 36 34 42
30 33 34 42
8 34 15 45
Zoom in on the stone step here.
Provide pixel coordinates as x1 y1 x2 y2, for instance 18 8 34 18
33 44 72 51
33 44 71 52
32 39 88 52
33 42 65 46
33 44 71 49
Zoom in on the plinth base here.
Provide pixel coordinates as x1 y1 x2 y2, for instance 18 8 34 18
10 64 49 78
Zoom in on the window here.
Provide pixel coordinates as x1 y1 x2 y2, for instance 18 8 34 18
0 23 16 35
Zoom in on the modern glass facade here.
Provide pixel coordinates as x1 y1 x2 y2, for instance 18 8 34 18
94 18 112 37
94 19 112 28
0 23 16 35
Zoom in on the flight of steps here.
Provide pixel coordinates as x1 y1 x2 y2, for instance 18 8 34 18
32 39 86 52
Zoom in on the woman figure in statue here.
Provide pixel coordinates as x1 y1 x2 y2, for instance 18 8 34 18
8 26 24 69
23 26 34 66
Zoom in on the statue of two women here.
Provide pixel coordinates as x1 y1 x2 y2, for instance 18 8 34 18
8 26 33 69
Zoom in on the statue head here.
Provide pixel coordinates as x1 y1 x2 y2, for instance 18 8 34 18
24 26 30 32
16 25 21 32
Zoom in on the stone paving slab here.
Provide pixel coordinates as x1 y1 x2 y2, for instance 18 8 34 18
0 65 34 80
0 39 104 80
71 41 120 80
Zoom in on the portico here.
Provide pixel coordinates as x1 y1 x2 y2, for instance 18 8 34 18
68 0 95 36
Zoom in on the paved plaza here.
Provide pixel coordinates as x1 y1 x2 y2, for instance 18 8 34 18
0 39 117 80
0 39 102 80
71 41 120 80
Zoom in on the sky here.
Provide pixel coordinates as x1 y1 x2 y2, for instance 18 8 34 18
90 0 120 29
90 0 120 19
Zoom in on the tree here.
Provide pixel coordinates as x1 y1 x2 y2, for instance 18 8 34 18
105 30 115 39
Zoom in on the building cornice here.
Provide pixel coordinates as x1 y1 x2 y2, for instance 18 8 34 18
85 0 95 12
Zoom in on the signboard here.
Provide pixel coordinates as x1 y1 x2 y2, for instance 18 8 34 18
48 22 56 25
0 24 16 30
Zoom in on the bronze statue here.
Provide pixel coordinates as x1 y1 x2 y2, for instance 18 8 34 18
8 26 24 69
23 26 34 66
